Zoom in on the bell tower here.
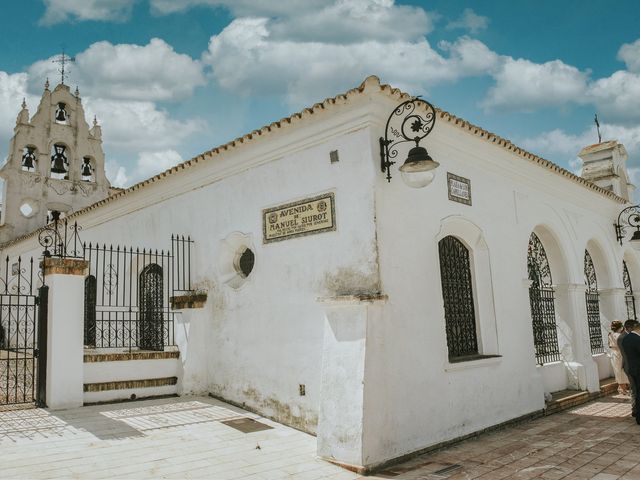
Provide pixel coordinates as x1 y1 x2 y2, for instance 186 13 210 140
0 80 112 243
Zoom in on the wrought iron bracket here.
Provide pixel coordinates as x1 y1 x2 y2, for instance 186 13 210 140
38 210 83 258
379 97 436 183
614 205 640 245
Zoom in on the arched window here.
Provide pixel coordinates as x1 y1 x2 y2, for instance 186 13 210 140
84 275 97 347
438 235 478 359
623 261 637 321
527 232 560 365
139 263 164 351
584 250 604 353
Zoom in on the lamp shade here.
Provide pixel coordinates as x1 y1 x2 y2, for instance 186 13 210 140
399 146 440 188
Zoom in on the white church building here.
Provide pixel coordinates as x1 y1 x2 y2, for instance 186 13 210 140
1 75 638 473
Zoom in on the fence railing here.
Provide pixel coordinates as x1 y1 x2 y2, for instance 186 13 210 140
171 235 193 296
83 236 193 352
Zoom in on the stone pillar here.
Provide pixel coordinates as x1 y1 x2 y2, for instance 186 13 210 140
43 257 89 410
554 283 599 392
599 287 627 329
316 294 386 473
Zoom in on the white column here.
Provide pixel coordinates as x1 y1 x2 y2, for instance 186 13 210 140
599 288 627 325
554 283 599 392
316 294 386 472
44 258 88 410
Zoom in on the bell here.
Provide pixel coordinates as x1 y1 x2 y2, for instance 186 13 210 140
51 145 67 174
81 159 93 178
55 103 67 122
21 149 36 170
631 229 640 243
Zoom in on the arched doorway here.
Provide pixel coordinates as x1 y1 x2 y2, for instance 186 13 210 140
139 264 164 351
527 232 561 365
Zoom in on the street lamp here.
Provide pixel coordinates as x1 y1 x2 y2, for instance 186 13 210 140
380 97 439 188
615 205 640 250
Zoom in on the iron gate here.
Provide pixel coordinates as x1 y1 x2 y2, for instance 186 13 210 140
0 257 46 408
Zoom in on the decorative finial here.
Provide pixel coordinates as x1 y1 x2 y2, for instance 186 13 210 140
52 49 75 85
594 114 602 144
93 115 98 127
75 86 79 97
45 77 50 90
21 98 27 109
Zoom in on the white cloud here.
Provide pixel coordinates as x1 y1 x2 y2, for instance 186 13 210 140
105 160 129 187
438 37 501 76
40 0 135 25
482 58 590 111
135 149 183 178
0 72 34 141
106 149 184 187
203 17 498 106
520 123 640 174
83 98 204 151
446 8 489 34
588 71 640 123
618 39 640 73
28 39 205 102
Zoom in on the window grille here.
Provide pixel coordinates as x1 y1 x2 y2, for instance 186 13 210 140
623 261 637 321
438 236 478 359
527 233 561 364
584 250 604 354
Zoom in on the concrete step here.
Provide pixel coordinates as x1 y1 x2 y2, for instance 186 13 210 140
83 349 180 405
544 389 591 415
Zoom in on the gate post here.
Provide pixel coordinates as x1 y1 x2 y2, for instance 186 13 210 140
43 257 89 410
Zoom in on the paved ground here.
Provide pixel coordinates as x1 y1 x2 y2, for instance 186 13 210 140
1 394 638 479
1 396 358 480
368 394 640 480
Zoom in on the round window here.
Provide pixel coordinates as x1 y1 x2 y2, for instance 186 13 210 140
236 248 255 278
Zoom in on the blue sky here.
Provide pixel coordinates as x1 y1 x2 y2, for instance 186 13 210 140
1 0 639 186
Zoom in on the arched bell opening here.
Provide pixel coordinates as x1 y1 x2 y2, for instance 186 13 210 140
50 143 70 180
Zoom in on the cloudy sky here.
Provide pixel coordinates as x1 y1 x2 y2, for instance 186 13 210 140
1 0 639 187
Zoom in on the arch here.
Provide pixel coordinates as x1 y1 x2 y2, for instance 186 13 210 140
584 238 615 291
527 232 561 364
584 249 605 353
438 235 478 359
138 263 164 351
527 224 571 286
84 275 97 347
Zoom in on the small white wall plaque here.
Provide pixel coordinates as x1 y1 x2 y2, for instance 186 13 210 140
447 172 472 206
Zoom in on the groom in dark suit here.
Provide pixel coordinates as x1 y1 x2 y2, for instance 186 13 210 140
622 322 640 425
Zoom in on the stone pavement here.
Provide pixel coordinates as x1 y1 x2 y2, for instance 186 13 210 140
0 396 358 480
1 394 639 479
368 394 640 480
